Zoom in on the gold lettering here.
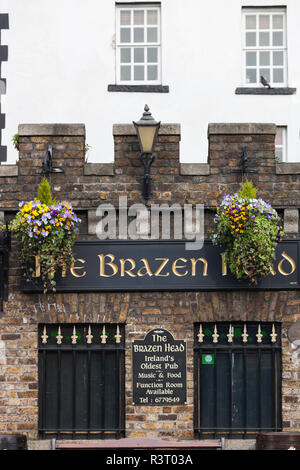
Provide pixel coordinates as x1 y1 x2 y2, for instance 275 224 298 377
191 257 208 276
98 254 118 277
137 258 153 277
154 258 170 277
120 258 137 277
172 258 188 276
221 252 227 276
278 251 296 276
70 258 87 278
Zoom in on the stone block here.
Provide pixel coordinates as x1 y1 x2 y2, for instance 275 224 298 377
0 165 18 177
180 163 210 175
18 123 85 136
113 123 181 136
208 123 276 136
84 163 114 176
276 163 300 175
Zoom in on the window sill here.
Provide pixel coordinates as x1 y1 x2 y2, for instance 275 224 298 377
235 87 296 95
108 84 169 93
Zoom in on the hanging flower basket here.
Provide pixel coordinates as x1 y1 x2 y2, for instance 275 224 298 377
212 181 284 284
9 185 81 292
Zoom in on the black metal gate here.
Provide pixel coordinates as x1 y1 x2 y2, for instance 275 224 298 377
38 323 125 439
194 322 282 438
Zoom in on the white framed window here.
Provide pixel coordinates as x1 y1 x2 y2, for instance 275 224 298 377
242 8 287 87
116 4 161 84
275 126 287 162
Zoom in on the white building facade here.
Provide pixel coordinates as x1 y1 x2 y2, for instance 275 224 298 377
0 0 300 165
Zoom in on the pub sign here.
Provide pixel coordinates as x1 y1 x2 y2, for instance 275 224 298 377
132 329 187 406
21 240 300 292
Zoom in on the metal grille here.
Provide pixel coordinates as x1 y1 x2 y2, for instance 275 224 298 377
38 324 125 439
194 322 282 439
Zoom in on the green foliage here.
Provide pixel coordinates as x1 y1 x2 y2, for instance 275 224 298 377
85 143 91 154
85 143 91 163
212 185 284 284
0 220 6 232
238 180 257 199
37 178 55 205
12 134 19 150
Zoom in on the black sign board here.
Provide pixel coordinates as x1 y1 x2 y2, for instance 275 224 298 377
21 239 300 292
132 329 187 405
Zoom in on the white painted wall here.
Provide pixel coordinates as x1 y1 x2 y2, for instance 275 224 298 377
1 0 300 164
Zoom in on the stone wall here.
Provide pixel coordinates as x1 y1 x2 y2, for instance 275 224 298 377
0 122 299 448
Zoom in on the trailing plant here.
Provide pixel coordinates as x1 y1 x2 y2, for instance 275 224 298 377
212 181 284 284
85 143 91 163
0 220 6 232
9 180 81 292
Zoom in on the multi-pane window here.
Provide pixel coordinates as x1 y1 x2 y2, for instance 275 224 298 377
116 4 161 84
38 324 125 439
275 126 287 162
194 322 281 438
243 8 286 86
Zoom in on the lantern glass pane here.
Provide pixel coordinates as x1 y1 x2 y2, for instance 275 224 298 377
137 125 157 153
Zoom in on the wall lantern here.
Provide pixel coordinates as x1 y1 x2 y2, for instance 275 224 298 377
133 105 160 201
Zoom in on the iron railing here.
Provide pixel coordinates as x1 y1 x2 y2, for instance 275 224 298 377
38 324 125 439
194 322 282 439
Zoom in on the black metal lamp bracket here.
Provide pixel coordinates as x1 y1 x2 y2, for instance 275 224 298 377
37 145 64 174
139 152 156 201
230 146 257 175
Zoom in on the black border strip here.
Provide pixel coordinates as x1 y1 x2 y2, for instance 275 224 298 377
108 84 169 93
235 87 296 95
